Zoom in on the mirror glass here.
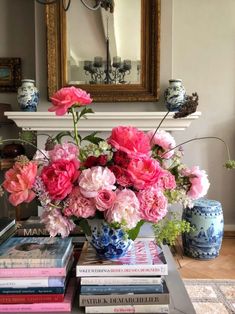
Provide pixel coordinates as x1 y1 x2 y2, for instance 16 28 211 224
67 0 141 85
46 0 160 102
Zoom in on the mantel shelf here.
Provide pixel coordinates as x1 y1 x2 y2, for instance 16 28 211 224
4 111 201 132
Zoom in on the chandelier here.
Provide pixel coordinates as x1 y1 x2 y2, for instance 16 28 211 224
35 0 114 12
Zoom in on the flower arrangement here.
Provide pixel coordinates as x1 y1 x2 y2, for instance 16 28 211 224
1 87 234 249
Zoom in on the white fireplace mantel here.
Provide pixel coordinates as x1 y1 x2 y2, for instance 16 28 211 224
4 111 201 132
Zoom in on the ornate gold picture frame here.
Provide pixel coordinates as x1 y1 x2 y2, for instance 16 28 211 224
0 58 21 92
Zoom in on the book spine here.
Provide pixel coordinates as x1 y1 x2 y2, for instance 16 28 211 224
0 303 71 312
16 227 49 237
80 284 163 295
0 286 65 294
0 277 64 288
85 304 169 313
81 277 162 286
79 293 170 307
77 265 168 277
0 294 64 304
0 267 66 277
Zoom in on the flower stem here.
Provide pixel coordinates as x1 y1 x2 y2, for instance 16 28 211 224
71 107 80 147
1 139 49 160
150 110 170 145
162 136 232 160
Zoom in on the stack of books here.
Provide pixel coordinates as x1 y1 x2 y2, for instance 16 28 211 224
0 237 76 312
0 217 16 245
76 239 170 313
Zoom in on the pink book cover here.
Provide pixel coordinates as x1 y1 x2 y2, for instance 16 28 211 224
0 278 76 312
76 240 168 277
0 255 74 278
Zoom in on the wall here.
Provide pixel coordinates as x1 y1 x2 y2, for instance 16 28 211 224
0 0 235 228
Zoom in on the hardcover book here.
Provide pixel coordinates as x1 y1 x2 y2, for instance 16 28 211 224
80 276 162 286
85 304 169 313
0 278 76 312
0 293 64 304
0 276 66 288
79 282 169 307
0 217 15 237
0 237 73 268
0 225 17 246
76 240 167 277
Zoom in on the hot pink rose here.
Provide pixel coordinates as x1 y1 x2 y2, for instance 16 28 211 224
49 86 92 116
78 166 116 198
108 126 151 158
3 162 37 206
147 130 176 159
137 186 168 223
105 189 140 229
181 166 210 199
95 189 116 211
41 160 79 200
64 187 96 218
127 156 165 190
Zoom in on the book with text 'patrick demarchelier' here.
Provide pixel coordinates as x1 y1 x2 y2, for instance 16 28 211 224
0 237 73 268
76 239 167 277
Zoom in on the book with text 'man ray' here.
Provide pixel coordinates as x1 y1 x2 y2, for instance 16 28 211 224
76 239 167 277
0 237 73 268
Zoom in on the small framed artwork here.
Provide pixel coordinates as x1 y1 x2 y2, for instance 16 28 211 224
0 58 21 92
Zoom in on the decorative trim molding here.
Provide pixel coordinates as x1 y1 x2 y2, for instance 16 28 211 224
4 111 201 132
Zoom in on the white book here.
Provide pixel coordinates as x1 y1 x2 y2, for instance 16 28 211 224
81 276 162 285
0 277 65 288
85 304 169 313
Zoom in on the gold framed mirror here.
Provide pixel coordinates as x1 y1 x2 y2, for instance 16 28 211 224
46 0 160 102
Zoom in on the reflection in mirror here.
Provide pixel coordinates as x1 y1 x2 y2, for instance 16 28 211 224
67 0 141 85
46 0 160 102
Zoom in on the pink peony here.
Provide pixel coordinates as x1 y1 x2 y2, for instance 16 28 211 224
108 126 151 158
137 186 168 223
64 187 96 218
78 166 116 198
147 130 176 159
41 208 75 238
41 160 79 200
181 166 210 199
105 189 140 229
49 86 92 116
49 143 79 167
3 162 37 206
127 156 165 190
95 189 116 211
109 165 133 187
159 170 177 190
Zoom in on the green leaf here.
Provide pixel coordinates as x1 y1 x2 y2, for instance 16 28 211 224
82 131 103 145
128 220 145 240
55 131 73 144
78 218 91 236
79 107 94 120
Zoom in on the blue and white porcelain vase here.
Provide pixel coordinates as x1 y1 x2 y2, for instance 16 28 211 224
182 198 224 260
87 219 133 260
17 79 39 112
164 79 186 111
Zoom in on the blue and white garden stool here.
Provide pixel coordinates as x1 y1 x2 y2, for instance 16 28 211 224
182 198 224 260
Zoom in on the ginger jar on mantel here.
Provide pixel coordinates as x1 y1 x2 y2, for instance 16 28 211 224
164 79 186 111
17 79 39 112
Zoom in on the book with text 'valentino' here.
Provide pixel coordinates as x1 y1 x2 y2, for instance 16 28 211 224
76 240 167 277
0 237 73 268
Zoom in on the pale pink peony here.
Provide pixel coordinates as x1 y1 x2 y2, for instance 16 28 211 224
127 156 165 190
41 208 75 238
181 166 210 199
49 86 92 116
49 143 79 167
159 170 177 190
105 189 140 229
137 186 168 223
108 126 151 158
3 162 37 206
64 187 96 218
147 130 176 159
41 160 79 200
78 166 116 198
95 189 116 211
